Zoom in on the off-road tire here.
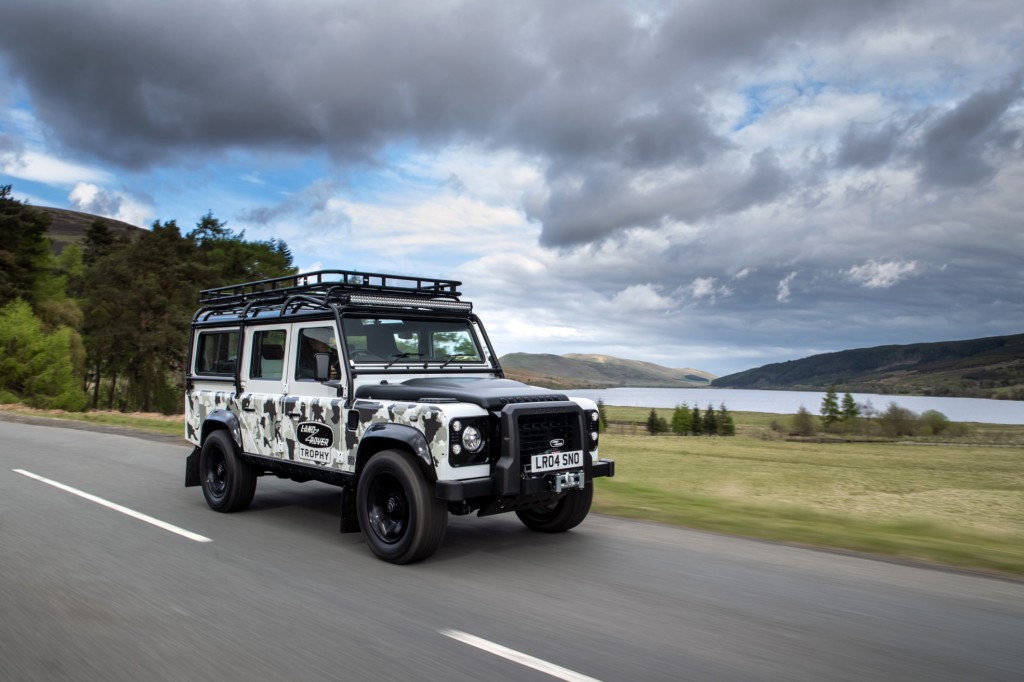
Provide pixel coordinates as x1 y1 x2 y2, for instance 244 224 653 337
515 484 593 533
356 449 448 564
200 429 257 512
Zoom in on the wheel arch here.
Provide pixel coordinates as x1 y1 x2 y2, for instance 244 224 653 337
356 423 436 482
200 409 243 451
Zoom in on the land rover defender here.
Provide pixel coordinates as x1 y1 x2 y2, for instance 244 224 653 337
184 270 614 563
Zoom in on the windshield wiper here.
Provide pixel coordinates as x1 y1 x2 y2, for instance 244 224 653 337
440 354 473 368
384 352 423 369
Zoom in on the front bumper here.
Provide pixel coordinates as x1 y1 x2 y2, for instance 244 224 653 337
435 457 614 501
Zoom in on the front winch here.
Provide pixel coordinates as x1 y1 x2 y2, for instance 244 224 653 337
551 470 585 493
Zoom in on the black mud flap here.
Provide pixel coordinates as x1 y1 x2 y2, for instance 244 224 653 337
185 447 201 487
339 484 360 533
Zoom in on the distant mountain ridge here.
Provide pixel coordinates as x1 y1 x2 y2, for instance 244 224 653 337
712 333 1024 400
500 353 715 389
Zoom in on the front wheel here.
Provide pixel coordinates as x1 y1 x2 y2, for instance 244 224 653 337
200 430 257 512
516 484 593 533
356 450 448 564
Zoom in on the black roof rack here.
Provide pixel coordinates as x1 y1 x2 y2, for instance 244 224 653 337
198 269 462 307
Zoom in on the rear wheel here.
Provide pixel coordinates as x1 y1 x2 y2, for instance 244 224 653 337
356 449 447 564
516 484 593 533
200 429 257 512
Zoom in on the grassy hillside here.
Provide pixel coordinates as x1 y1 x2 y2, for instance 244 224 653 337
713 333 1024 400
501 352 715 388
39 206 145 254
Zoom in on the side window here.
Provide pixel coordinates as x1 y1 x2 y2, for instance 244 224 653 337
250 329 287 380
295 326 341 380
195 330 239 375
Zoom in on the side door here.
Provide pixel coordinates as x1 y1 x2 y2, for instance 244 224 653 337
283 322 351 471
239 325 290 459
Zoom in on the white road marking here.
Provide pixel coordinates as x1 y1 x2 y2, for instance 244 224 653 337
13 469 212 543
440 629 603 682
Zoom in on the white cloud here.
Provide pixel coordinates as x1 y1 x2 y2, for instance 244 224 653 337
844 259 920 288
777 271 797 302
610 283 676 312
3 150 110 185
68 182 151 226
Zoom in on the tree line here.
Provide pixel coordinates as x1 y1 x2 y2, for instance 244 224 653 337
646 403 736 436
782 385 963 438
0 185 296 413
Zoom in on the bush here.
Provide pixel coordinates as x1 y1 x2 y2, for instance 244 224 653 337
879 402 918 437
919 409 951 436
791 406 817 436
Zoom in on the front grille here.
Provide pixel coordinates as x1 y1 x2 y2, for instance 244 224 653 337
517 412 580 460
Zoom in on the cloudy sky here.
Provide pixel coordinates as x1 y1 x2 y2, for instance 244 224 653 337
1 0 1022 375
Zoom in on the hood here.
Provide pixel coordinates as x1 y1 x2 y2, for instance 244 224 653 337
353 377 570 410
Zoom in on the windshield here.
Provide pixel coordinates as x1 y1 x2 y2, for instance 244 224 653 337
341 316 483 364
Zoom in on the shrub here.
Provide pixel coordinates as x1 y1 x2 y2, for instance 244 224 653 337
919 409 951 436
879 402 918 437
791 406 817 436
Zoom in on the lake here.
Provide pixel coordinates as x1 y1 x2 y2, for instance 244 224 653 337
563 387 1024 425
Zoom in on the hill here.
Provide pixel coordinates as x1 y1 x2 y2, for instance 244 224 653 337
38 207 146 254
712 333 1024 399
500 353 715 389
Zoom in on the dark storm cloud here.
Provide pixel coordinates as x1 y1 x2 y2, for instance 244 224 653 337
835 122 902 169
0 0 920 245
914 78 1023 188
716 149 791 214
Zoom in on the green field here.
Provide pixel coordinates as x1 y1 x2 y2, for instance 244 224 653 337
595 406 1024 575
4 403 1023 576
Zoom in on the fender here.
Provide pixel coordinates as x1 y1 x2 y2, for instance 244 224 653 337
187 410 243 488
357 422 436 482
201 409 243 450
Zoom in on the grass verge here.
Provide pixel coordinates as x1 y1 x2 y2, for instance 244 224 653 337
0 404 183 437
593 481 1024 576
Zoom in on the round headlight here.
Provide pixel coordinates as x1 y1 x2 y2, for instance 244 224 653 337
590 431 599 442
461 425 484 453
451 420 462 432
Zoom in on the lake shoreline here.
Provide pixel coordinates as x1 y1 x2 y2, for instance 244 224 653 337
564 386 1024 425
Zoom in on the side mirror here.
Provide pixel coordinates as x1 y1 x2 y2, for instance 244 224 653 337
314 352 331 381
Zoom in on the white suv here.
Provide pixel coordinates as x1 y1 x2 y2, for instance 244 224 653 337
184 270 614 563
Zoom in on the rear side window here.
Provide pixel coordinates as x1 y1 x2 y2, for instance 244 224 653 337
250 329 287 380
195 331 239 376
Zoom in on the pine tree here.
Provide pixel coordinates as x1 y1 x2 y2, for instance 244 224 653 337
646 408 666 435
841 392 860 422
671 403 691 435
717 403 736 436
0 185 52 307
820 385 841 428
702 403 718 435
690 406 702 435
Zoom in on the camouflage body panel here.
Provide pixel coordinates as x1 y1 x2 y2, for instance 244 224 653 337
186 381 491 480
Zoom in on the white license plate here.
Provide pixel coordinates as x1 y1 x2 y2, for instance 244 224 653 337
531 450 583 473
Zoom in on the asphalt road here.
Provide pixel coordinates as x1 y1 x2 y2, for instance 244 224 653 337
2 418 1023 681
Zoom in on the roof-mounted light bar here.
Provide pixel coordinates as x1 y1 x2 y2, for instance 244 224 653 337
347 294 472 312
